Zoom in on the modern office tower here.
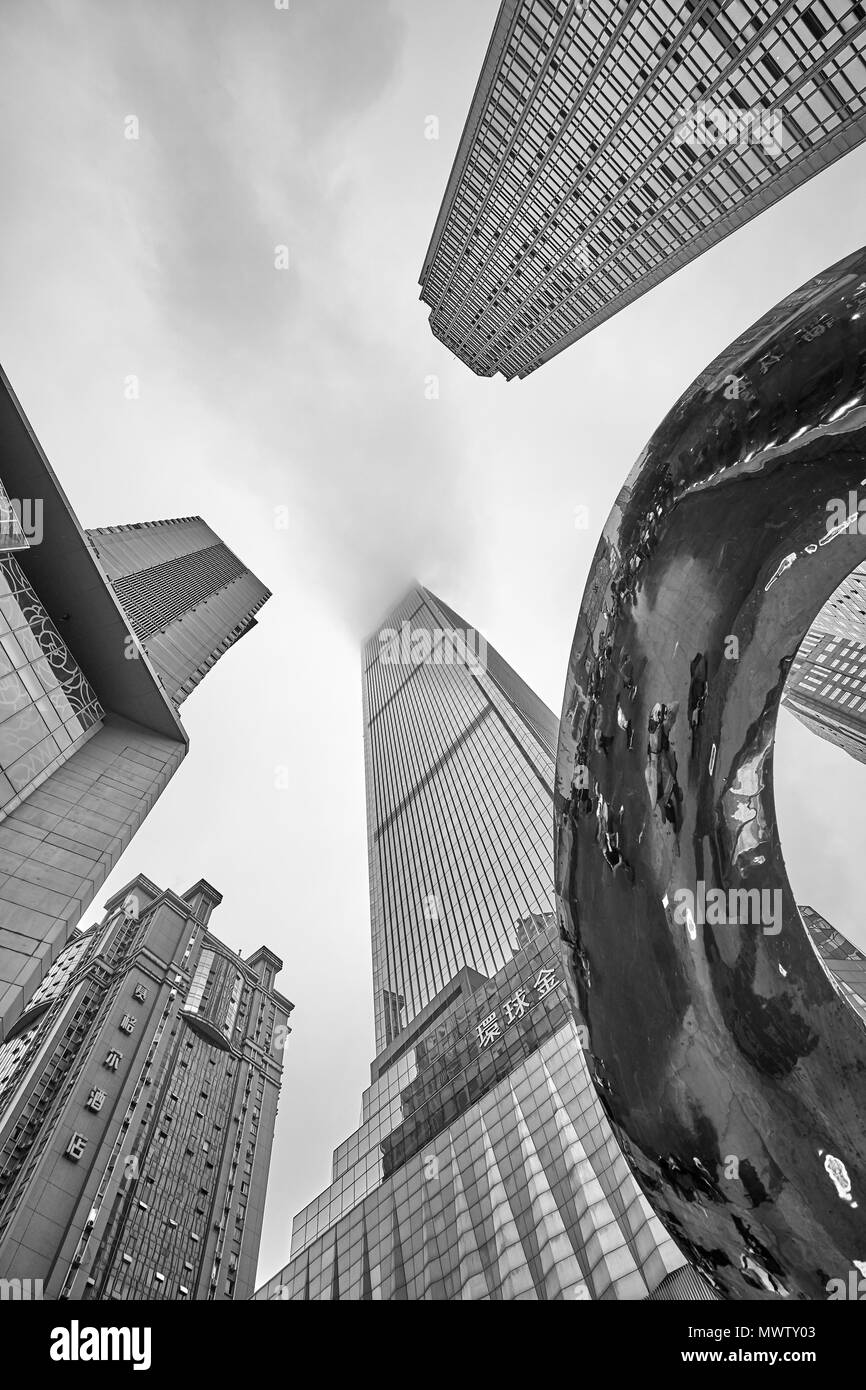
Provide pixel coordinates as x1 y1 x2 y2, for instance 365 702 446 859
800 905 866 1022
801 561 866 645
783 628 866 761
0 367 269 1041
254 587 709 1300
86 518 269 707
0 873 292 1300
365 586 558 1052
256 918 704 1301
419 0 866 379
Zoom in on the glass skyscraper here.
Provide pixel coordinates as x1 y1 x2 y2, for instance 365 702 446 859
420 0 866 378
783 564 866 762
784 627 866 759
799 560 866 645
799 904 866 1022
254 587 710 1300
364 585 558 1051
87 517 270 707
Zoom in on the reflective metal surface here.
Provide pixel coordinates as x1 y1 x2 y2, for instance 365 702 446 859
554 246 866 1300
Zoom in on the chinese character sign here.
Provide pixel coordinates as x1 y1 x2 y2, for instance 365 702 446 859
503 987 529 1024
476 1012 502 1049
534 967 558 998
474 965 560 1049
65 1133 87 1162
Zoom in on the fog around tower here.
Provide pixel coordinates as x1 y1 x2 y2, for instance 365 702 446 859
1 0 865 1285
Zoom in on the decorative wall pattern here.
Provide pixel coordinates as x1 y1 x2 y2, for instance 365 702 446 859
257 1024 704 1301
0 554 102 817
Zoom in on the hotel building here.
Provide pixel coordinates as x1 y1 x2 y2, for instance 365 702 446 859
0 874 291 1299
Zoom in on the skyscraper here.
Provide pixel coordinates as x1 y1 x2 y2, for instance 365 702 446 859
420 0 866 379
0 873 292 1300
799 904 866 1022
365 586 558 1051
781 556 866 757
253 587 708 1300
798 560 866 645
86 518 269 707
783 627 866 759
0 368 269 1041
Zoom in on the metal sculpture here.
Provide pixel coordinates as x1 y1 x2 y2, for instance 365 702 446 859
555 246 866 1300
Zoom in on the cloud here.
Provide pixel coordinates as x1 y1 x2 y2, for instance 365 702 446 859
0 0 474 633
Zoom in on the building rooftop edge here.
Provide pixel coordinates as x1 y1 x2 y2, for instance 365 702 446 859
418 0 521 284
0 365 188 743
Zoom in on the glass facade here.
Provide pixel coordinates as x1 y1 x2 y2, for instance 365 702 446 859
255 590 710 1300
0 553 103 817
86 517 271 706
257 924 698 1301
801 560 866 645
364 585 558 1052
784 627 866 761
182 948 245 1048
799 904 866 1021
0 480 29 553
420 0 866 378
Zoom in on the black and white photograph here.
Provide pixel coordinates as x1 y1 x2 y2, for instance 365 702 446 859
0 0 865 1366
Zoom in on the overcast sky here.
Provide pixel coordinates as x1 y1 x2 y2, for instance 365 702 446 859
1 0 865 1287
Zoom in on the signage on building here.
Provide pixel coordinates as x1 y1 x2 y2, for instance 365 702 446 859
476 966 561 1049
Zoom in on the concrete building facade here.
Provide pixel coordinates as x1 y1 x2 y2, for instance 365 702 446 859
0 875 292 1300
0 369 269 1041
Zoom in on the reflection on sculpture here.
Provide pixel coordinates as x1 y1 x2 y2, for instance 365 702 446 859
554 246 866 1300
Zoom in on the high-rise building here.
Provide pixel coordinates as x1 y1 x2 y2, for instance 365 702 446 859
0 873 292 1299
0 368 269 1041
86 518 269 708
800 560 866 645
799 904 866 1022
783 628 866 761
364 586 558 1051
253 587 710 1300
420 0 866 379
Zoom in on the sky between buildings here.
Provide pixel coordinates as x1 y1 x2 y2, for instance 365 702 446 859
0 0 864 1286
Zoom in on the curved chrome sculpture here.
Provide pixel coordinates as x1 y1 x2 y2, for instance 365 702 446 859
554 246 866 1300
